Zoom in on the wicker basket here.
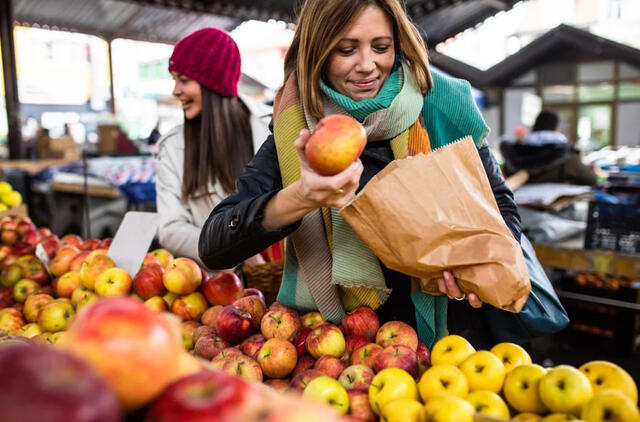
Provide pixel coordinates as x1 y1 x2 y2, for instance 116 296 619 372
242 260 284 306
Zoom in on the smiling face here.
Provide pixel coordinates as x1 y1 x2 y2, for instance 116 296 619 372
171 72 202 120
324 5 395 102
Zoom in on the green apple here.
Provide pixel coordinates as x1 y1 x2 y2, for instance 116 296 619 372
430 334 475 366
302 375 349 415
418 364 468 402
368 367 418 415
579 360 638 404
504 364 549 413
466 390 511 420
424 395 475 422
539 365 593 416
380 398 424 422
581 390 640 422
37 300 75 332
12 279 40 303
459 350 506 393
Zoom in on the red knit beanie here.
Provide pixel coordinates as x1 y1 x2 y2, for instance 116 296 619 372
169 28 241 97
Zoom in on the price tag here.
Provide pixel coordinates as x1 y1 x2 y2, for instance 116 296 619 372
107 212 160 276
35 243 52 277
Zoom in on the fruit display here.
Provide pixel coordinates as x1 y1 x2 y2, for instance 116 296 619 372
0 212 639 421
0 181 22 212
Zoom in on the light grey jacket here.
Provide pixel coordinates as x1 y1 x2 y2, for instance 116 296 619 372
155 95 272 264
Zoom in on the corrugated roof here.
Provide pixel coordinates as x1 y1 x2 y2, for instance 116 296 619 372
13 0 524 45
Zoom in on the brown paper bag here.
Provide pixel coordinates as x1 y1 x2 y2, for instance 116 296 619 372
340 137 530 312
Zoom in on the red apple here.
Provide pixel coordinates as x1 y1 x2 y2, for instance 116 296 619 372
215 305 252 344
0 343 121 422
22 229 41 246
289 369 324 392
37 235 60 258
301 311 325 329
260 308 301 340
0 307 24 334
99 238 113 250
292 355 316 378
0 245 11 261
338 364 375 391
149 248 172 267
375 321 418 351
144 370 262 422
210 347 243 370
200 305 223 329
37 227 52 238
350 343 383 367
22 293 54 323
347 390 376 422
343 335 371 363
12 241 35 256
192 325 216 345
222 354 263 382
416 341 431 375
257 338 298 379
240 333 267 359
56 271 82 298
305 114 367 176
171 292 208 321
373 345 418 377
60 234 83 248
79 253 115 290
264 378 290 393
232 295 266 331
133 263 166 299
314 355 347 379
305 323 346 359
140 253 162 269
68 251 90 273
1 229 18 246
143 296 168 313
79 238 101 251
16 255 49 285
202 270 242 306
268 301 288 312
16 220 36 237
293 326 312 356
163 257 202 295
238 288 265 303
341 306 379 340
194 334 230 360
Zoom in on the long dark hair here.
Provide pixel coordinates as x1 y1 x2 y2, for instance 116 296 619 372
182 86 253 200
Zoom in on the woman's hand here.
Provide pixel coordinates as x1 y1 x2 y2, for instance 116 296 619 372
292 129 364 210
437 271 483 308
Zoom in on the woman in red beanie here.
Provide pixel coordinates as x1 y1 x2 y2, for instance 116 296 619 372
155 27 272 264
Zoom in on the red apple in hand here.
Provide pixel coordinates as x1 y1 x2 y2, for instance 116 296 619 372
203 270 242 306
145 370 261 422
305 114 366 176
314 355 347 379
375 321 418 351
341 306 379 340
373 345 418 377
338 364 375 391
293 326 312 356
215 305 252 344
133 263 166 299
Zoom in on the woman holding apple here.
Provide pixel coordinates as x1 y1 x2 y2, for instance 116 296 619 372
199 0 521 348
155 27 272 265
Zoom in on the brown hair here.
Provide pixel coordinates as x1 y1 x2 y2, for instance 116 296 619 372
284 0 433 120
182 87 253 200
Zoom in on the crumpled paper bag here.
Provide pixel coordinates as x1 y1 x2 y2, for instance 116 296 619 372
340 137 530 312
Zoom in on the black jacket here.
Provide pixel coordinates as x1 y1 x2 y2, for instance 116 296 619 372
199 133 521 345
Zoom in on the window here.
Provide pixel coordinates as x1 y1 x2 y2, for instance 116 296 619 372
578 83 615 102
578 105 612 149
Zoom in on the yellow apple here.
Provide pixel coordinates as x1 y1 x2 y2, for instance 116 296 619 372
579 361 637 404
458 350 505 393
303 375 349 415
539 365 593 416
94 267 133 296
417 364 468 402
504 364 548 413
581 390 640 422
490 342 532 372
465 390 510 420
542 413 584 421
369 368 418 415
423 395 474 422
15 322 42 338
430 334 475 366
380 398 424 422
513 413 544 421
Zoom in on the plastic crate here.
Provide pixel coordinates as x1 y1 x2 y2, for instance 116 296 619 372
584 201 640 254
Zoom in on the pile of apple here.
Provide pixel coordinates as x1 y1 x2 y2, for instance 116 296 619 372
320 332 639 422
